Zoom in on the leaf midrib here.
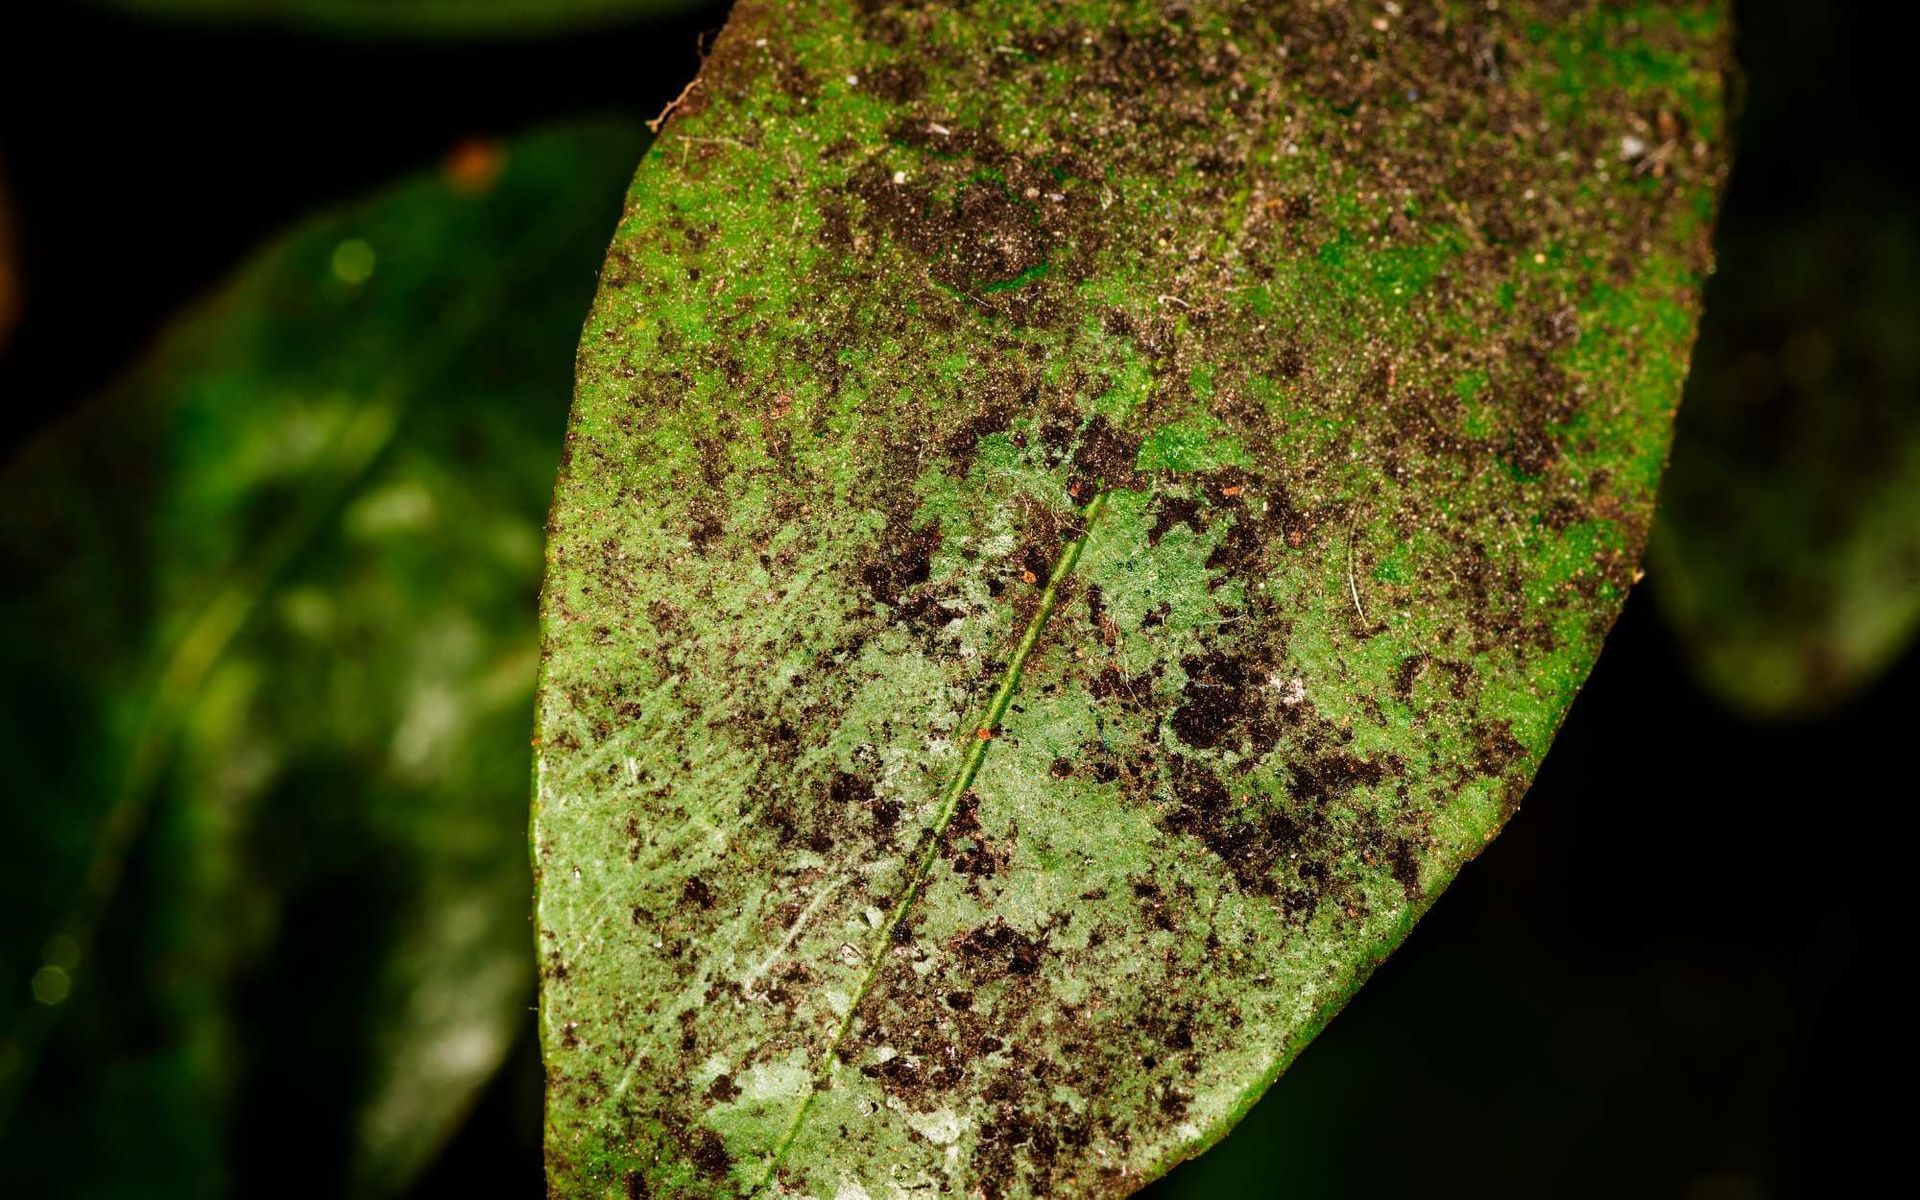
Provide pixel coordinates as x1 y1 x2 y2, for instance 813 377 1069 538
753 489 1110 1192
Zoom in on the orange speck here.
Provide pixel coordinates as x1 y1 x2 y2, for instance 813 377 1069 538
1020 569 1038 585
976 727 994 740
1220 484 1244 497
445 138 505 195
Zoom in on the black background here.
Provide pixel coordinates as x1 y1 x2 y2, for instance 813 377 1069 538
2 2 1910 1196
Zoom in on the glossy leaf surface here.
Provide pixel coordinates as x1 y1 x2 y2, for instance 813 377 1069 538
535 3 1727 1195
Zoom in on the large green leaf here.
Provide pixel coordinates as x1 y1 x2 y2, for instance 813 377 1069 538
97 0 704 37
0 119 644 1197
535 2 1727 1195
1649 189 1920 717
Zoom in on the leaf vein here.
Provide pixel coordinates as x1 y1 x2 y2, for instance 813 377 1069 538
751 490 1109 1192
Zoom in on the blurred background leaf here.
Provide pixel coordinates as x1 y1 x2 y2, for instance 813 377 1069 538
0 118 645 1198
96 0 704 38
1648 192 1919 717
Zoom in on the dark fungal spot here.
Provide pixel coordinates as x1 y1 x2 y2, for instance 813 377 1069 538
858 60 926 104
1069 415 1140 494
1036 408 1079 465
829 771 873 810
766 45 818 105
1161 736 1397 912
940 366 1030 463
942 791 1001 880
1148 494 1202 546
680 437 732 550
1387 841 1422 896
1502 423 1560 477
1087 663 1150 710
860 510 939 609
1536 306 1581 348
1203 506 1266 578
689 1128 732 1181
946 180 1049 290
957 920 1046 979
1472 719 1529 777
819 199 855 248
1288 748 1389 807
1162 762 1296 895
680 876 713 910
1395 652 1431 700
646 598 682 633
1016 538 1052 585
1169 649 1260 750
1084 582 1110 635
1356 356 1395 408
1131 879 1177 932
843 127 1082 324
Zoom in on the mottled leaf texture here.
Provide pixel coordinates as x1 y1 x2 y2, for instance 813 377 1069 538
536 3 1726 1196
1650 186 1920 717
97 0 701 37
0 121 643 1197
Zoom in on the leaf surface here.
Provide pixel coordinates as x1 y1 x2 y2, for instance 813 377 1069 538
0 119 644 1197
536 3 1727 1195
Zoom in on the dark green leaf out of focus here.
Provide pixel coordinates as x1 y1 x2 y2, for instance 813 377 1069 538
0 118 645 1197
96 0 705 37
1650 188 1920 718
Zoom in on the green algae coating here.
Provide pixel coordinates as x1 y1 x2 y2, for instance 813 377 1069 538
535 4 1727 1196
0 121 644 1198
